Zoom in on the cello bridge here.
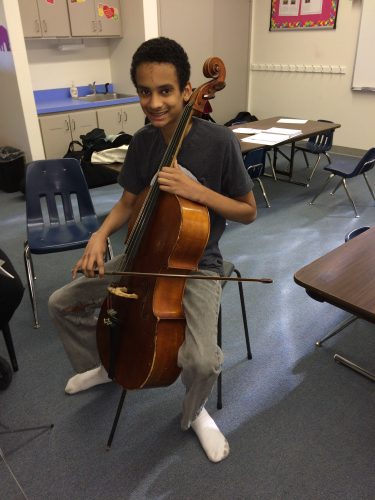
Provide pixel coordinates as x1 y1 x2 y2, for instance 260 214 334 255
107 285 138 300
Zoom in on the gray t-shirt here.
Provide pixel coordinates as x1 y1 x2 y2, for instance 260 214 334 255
118 116 253 272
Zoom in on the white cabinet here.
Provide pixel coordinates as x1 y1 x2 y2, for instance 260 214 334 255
97 104 145 136
39 110 98 159
67 0 122 37
19 0 71 38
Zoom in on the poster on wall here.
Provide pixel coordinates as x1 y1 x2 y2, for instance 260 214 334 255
269 0 339 31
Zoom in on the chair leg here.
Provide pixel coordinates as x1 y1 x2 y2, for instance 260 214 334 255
310 173 335 205
23 243 40 329
265 151 277 181
233 268 252 360
325 152 332 165
302 150 309 167
217 306 222 410
1 323 18 372
363 172 375 201
255 178 271 208
330 178 343 195
316 316 357 347
341 179 359 218
307 154 322 182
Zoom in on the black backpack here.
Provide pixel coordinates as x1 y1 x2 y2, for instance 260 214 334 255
224 111 258 127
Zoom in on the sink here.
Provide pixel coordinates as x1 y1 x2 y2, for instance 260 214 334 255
76 93 135 102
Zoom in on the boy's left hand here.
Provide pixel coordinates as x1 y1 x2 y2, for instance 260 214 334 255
157 162 202 202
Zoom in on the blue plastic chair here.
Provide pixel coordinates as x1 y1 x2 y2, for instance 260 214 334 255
294 119 335 182
243 148 271 207
23 158 113 328
310 147 375 217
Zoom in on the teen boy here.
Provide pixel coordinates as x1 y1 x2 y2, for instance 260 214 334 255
49 37 256 463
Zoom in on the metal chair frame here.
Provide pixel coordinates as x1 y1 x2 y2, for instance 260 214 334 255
243 149 271 208
216 261 252 409
105 261 252 449
294 119 334 183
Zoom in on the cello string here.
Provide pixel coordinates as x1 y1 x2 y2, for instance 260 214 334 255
114 101 195 275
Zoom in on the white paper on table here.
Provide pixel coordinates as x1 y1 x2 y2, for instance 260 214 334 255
265 127 302 137
241 133 291 146
277 118 308 124
232 127 263 134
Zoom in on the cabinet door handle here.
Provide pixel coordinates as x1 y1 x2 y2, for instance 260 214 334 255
123 111 128 122
42 20 48 33
117 111 122 123
71 119 76 131
34 20 40 33
65 119 70 131
92 21 97 32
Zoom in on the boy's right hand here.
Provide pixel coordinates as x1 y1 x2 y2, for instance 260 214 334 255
72 231 108 279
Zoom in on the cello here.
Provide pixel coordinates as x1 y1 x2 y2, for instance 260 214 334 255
96 57 270 393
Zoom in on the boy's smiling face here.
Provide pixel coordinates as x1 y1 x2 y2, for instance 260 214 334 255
135 62 192 141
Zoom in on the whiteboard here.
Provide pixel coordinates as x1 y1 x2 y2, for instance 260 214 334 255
352 0 375 91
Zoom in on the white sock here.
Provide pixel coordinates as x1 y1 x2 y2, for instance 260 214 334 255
65 365 112 394
191 408 230 463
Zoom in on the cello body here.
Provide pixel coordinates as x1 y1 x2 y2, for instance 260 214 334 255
96 191 209 390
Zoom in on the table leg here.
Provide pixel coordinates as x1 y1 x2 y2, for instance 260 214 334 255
334 354 375 382
273 143 309 187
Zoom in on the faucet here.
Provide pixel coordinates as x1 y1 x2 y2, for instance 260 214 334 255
104 82 110 94
88 81 96 95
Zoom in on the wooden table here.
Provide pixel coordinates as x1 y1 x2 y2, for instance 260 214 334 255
294 227 375 381
232 116 341 186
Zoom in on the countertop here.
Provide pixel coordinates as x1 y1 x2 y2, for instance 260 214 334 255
35 84 139 115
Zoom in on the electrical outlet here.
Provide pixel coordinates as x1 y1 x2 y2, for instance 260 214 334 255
289 64 296 72
313 65 322 72
281 64 288 72
251 63 259 70
296 65 304 72
305 65 313 72
339 65 346 74
330 65 340 74
274 64 281 71
322 65 331 73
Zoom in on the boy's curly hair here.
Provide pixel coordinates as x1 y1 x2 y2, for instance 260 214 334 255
130 37 190 91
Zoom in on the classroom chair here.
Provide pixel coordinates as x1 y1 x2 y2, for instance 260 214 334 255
310 147 375 217
24 158 114 328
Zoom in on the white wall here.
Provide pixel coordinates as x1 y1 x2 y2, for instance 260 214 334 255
26 38 112 90
0 0 44 161
249 0 373 151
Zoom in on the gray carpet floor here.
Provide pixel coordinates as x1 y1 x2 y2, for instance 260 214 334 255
0 152 374 499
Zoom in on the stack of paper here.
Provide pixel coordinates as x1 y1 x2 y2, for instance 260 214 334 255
241 127 302 146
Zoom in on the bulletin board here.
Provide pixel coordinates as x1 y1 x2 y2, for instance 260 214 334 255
269 0 339 31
